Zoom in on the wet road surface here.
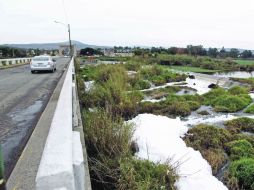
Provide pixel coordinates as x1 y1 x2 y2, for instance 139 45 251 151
0 57 69 178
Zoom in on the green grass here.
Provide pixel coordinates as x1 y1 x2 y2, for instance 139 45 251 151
169 66 220 73
245 104 254 114
234 59 254 65
229 158 254 189
0 145 4 180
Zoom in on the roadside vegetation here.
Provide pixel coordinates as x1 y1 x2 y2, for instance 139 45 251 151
75 58 178 189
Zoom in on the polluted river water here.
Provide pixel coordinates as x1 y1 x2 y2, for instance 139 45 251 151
129 71 254 190
84 70 254 189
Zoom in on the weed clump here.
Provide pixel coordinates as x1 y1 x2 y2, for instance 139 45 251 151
140 65 187 86
224 117 254 134
139 94 202 117
229 158 254 189
245 104 254 114
203 87 252 112
119 158 178 190
225 140 254 160
184 124 231 174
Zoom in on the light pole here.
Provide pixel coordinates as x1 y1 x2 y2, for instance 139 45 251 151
54 21 72 56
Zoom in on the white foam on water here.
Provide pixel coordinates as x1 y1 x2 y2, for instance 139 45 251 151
129 114 228 190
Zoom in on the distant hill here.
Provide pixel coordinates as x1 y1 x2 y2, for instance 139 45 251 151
2 40 109 50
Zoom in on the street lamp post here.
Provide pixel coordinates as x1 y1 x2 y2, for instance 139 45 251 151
55 21 72 56
68 24 72 56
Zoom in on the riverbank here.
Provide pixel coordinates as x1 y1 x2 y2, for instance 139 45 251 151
76 56 254 190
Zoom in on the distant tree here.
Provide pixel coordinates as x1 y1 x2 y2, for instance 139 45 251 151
219 47 227 58
241 50 252 58
229 48 240 58
207 48 218 58
187 45 207 57
151 47 161 54
168 47 178 55
133 49 143 56
80 48 102 56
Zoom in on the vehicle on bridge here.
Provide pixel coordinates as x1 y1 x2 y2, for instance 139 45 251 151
30 55 56 73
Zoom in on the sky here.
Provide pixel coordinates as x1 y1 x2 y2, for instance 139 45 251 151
1 0 254 49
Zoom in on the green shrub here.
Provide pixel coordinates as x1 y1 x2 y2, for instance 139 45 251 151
229 158 254 189
124 61 141 71
167 101 191 116
138 100 192 117
140 65 186 86
138 93 201 117
151 75 167 86
133 80 151 90
84 109 133 158
228 86 249 95
80 64 142 119
245 104 254 114
187 101 201 111
203 88 227 105
184 125 231 174
231 133 254 147
144 86 181 100
225 117 254 134
202 148 227 175
213 95 250 112
119 158 178 190
226 140 254 160
184 124 231 150
80 65 98 81
95 65 128 85
203 87 252 112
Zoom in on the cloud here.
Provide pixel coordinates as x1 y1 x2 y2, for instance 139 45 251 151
1 0 254 49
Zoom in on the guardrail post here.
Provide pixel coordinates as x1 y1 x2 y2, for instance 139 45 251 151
0 145 6 190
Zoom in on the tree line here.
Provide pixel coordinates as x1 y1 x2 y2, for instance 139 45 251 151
0 46 58 58
80 45 254 59
134 45 253 59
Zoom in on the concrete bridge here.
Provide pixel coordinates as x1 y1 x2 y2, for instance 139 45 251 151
0 57 91 190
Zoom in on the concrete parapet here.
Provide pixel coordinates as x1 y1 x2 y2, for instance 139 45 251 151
0 58 31 66
72 132 85 190
35 58 85 190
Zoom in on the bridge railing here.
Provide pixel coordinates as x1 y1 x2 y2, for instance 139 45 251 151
0 58 31 66
35 58 85 190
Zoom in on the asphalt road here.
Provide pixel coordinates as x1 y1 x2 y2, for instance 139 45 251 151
0 57 70 178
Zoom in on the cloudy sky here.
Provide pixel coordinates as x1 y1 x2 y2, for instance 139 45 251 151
1 0 254 49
